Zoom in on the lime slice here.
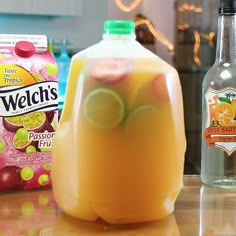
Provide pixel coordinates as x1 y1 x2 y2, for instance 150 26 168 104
125 104 158 137
82 87 125 130
128 77 151 108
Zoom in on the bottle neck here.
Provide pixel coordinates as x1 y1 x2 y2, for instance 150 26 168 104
215 13 236 64
48 38 54 55
102 33 136 41
60 39 69 57
48 43 54 54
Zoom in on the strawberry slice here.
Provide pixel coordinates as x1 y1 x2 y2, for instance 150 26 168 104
152 73 170 102
90 58 130 83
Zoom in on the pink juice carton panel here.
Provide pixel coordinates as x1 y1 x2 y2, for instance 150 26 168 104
0 34 58 192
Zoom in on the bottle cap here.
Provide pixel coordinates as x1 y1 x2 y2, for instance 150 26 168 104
15 41 35 58
103 20 135 35
219 0 236 14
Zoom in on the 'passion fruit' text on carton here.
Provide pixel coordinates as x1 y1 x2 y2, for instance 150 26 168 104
0 34 58 191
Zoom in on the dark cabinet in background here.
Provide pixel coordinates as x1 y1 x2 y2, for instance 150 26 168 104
174 0 218 174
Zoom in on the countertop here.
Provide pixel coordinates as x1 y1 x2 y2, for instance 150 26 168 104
0 176 236 236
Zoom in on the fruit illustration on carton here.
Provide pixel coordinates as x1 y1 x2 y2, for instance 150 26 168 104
0 34 58 191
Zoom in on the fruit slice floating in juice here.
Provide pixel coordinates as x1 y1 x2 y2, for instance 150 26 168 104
152 73 170 102
90 58 130 83
127 74 153 109
82 87 125 130
127 72 170 109
125 104 158 137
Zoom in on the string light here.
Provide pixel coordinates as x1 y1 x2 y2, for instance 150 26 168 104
135 19 174 53
178 23 190 30
178 3 202 13
208 32 215 48
200 32 215 48
193 31 215 66
114 0 215 64
193 30 201 66
114 1 174 54
114 0 143 12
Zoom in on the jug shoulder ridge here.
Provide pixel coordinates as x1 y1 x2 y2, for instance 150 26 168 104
72 43 100 59
72 40 155 59
72 40 175 74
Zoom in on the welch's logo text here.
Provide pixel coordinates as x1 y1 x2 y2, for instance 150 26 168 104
0 81 58 117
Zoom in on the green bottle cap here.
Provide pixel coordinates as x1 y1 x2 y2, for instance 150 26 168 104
103 20 135 35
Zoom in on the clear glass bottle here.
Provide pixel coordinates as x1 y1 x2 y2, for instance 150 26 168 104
56 39 71 115
48 38 55 57
201 0 236 189
200 185 236 235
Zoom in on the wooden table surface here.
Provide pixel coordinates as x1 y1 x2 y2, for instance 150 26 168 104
0 175 236 236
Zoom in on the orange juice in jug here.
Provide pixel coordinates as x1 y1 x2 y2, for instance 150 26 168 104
52 20 186 224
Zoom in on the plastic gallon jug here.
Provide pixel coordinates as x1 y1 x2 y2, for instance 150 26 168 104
52 20 186 224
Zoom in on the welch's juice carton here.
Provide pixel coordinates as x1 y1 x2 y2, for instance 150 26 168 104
0 34 58 191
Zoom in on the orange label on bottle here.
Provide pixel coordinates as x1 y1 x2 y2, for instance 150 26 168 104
204 87 236 155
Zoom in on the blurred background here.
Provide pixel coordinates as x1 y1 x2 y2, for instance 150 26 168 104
0 0 219 174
